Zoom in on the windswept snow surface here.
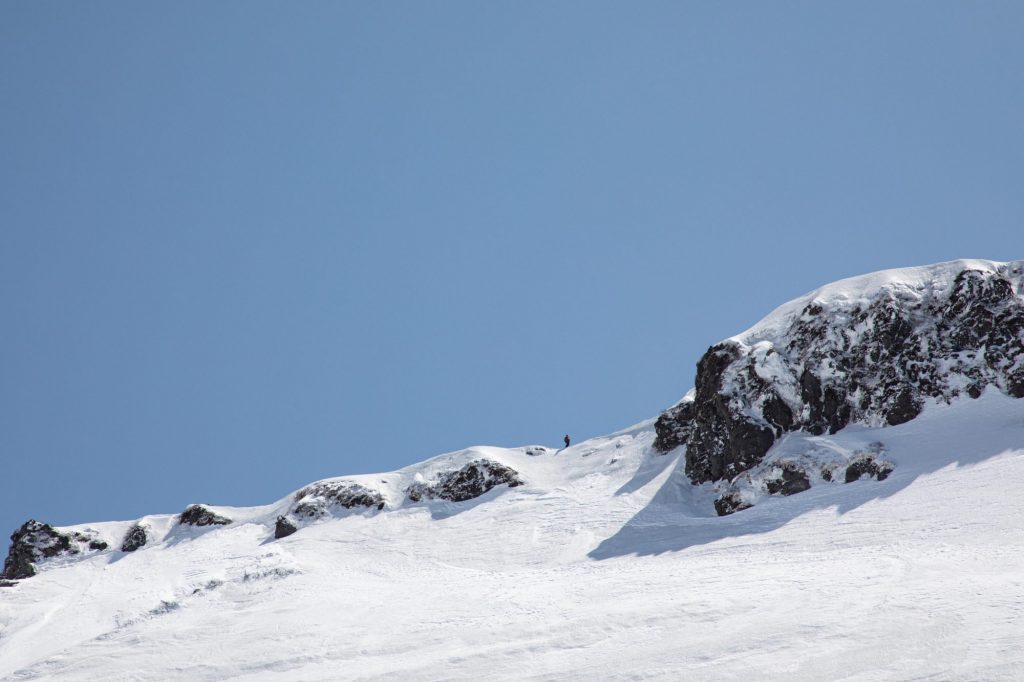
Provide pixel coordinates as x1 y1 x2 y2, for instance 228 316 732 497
3 392 1024 680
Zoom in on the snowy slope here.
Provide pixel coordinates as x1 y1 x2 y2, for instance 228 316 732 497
3 261 1024 680
3 395 1023 680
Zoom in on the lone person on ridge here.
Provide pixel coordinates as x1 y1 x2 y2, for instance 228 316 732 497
563 434 571 448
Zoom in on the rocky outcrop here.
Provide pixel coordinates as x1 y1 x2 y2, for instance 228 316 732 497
764 462 811 496
178 505 232 527
121 524 148 552
713 492 752 517
274 516 298 539
712 460 812 516
653 399 694 455
845 456 894 483
655 264 1024 484
406 459 523 503
291 482 385 518
1 520 107 580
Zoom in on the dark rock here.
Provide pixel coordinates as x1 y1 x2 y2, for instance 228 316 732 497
762 393 794 436
653 399 694 453
0 579 17 588
178 505 232 527
885 386 921 426
1 526 45 580
686 401 775 483
291 482 385 518
714 492 752 517
765 463 811 496
406 459 523 503
274 516 298 539
800 369 823 431
845 457 894 483
121 524 148 552
672 342 780 482
1 520 105 580
822 386 851 434
1006 369 1024 399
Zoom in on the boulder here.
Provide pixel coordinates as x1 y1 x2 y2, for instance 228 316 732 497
406 460 523 503
845 457 894 483
713 492 752 517
765 463 811 496
121 524 148 552
274 516 298 539
178 505 232 527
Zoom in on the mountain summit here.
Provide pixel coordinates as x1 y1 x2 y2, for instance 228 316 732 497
3 259 1023 680
654 259 1024 512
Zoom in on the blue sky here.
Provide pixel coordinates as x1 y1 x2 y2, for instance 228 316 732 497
2 2 1023 537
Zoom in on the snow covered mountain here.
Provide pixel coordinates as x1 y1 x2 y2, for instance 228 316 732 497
655 259 1024 514
3 259 1024 680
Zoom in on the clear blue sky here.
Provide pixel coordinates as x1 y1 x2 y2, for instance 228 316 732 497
3 2 1023 537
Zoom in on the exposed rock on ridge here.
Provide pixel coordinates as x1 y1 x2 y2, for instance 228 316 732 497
272 481 386 538
121 524 149 552
655 262 1024 484
1 520 107 580
291 481 385 518
178 505 232 527
406 459 523 503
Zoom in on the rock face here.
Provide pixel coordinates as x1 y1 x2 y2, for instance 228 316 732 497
121 524 148 552
406 459 523 503
178 505 232 527
655 263 1024 483
291 482 385 518
1 520 107 580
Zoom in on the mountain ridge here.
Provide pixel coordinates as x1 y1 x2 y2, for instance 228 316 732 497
3 259 1024 680
6 258 1024 578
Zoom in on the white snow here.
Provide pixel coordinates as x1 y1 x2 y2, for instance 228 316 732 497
2 389 1024 680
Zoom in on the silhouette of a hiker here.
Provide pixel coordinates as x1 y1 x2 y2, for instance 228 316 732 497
563 434 570 448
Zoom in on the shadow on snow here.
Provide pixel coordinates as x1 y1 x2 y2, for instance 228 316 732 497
590 394 1024 559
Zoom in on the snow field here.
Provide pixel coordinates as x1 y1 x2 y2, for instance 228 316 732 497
1 392 1023 680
